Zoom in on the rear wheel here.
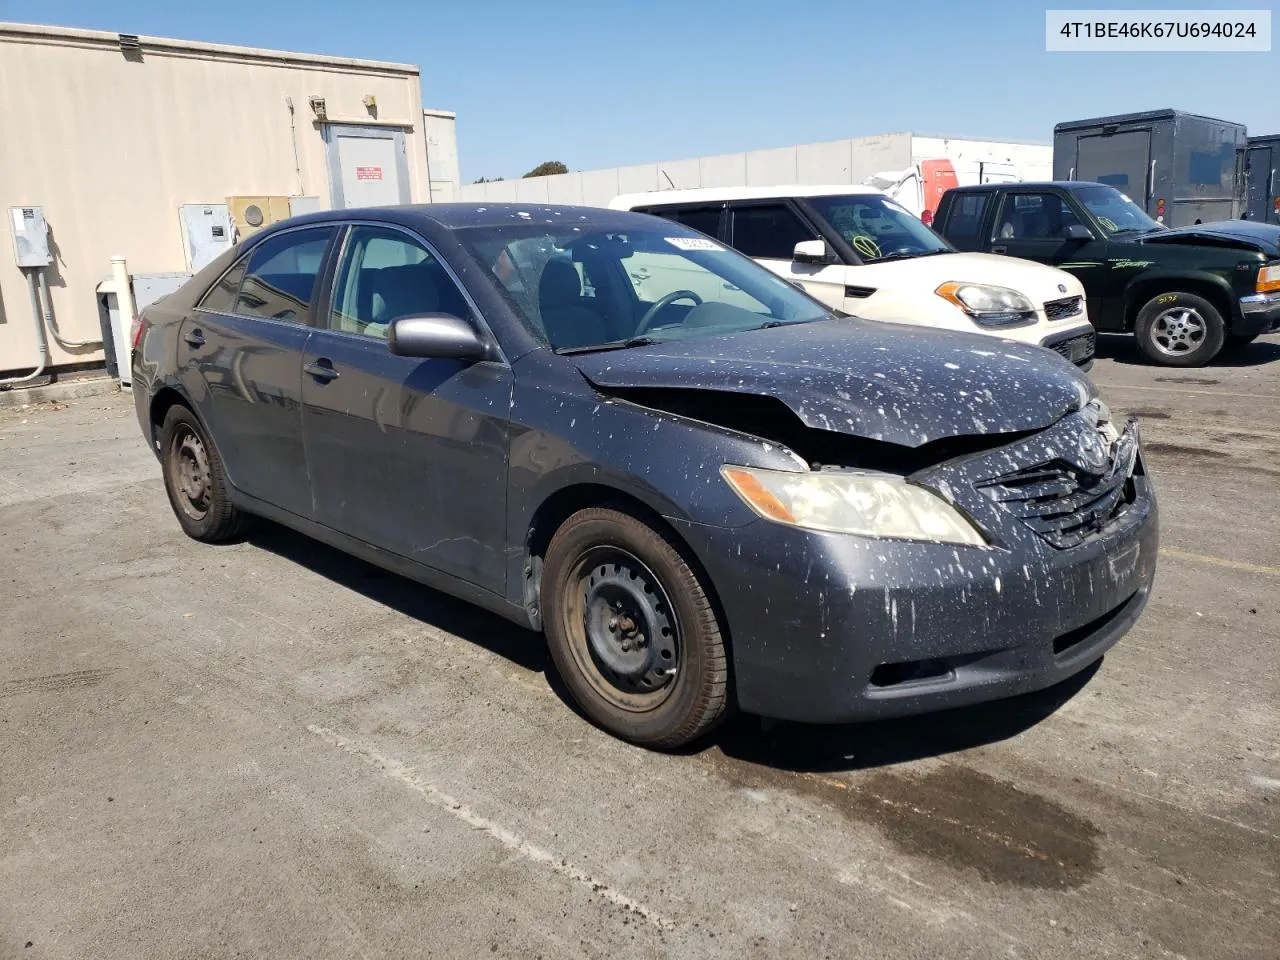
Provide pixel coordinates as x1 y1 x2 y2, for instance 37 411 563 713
1134 291 1225 367
542 507 730 749
159 404 254 543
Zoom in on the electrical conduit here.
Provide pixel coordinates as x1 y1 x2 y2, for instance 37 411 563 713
0 270 50 387
38 268 101 348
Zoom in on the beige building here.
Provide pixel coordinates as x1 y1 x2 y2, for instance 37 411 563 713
0 22 457 381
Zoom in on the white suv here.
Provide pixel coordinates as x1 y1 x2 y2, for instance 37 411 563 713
610 185 1096 367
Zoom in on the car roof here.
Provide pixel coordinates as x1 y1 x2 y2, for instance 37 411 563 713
276 202 655 231
947 181 1098 193
610 185 884 209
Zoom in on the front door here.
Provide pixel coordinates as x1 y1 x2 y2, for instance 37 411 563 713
726 202 847 309
988 190 1120 330
300 224 512 594
177 225 336 516
325 125 410 209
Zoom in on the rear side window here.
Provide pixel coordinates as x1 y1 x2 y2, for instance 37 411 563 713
645 205 723 239
941 193 989 239
232 227 335 323
730 204 815 260
198 259 247 314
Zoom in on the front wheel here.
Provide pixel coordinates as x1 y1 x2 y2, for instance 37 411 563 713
541 507 730 749
1134 292 1225 367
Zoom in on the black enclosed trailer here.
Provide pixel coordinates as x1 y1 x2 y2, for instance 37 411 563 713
1053 109 1248 227
1246 134 1280 224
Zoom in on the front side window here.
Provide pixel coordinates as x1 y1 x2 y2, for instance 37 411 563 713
730 204 815 260
995 193 1084 240
460 224 830 352
328 227 470 339
805 194 951 262
232 227 334 323
1073 185 1163 237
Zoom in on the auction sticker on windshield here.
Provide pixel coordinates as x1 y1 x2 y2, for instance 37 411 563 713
666 237 722 251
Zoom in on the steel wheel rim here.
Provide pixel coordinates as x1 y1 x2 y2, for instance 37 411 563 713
1151 307 1206 356
562 547 680 712
171 426 212 521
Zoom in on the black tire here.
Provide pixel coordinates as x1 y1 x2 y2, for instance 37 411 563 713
159 404 254 543
1134 291 1225 367
541 507 730 749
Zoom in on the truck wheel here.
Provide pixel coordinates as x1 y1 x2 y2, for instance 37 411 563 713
1134 292 1225 367
542 507 730 749
159 404 255 543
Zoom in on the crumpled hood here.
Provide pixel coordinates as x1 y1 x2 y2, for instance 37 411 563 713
575 319 1090 448
1137 220 1280 256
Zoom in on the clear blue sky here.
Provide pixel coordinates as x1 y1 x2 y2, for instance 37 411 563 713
4 0 1277 181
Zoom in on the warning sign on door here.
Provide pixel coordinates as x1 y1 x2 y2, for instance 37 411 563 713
355 166 384 180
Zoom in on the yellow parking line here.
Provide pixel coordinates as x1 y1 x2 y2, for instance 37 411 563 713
1161 547 1280 577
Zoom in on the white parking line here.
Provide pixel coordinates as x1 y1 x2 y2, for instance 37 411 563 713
307 724 674 930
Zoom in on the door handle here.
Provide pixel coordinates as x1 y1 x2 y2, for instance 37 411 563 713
303 358 340 382
183 329 206 348
991 245 1008 254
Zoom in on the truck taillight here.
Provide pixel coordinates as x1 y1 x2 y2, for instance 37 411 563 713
921 209 934 226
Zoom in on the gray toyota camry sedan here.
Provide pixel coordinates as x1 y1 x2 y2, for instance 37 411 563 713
131 203 1158 749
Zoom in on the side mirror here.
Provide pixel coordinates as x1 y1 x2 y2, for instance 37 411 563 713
388 313 491 361
1063 223 1095 241
793 239 834 264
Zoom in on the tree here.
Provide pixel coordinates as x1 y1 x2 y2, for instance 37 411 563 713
472 176 505 184
523 161 569 178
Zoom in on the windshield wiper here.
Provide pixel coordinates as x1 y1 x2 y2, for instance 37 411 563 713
555 335 664 355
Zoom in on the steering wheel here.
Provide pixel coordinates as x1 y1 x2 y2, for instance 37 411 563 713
635 290 702 335
882 245 917 258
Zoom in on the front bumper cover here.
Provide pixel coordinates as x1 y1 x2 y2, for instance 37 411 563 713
672 414 1158 724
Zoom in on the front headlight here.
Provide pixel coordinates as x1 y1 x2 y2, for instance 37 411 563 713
721 465 987 546
936 281 1038 327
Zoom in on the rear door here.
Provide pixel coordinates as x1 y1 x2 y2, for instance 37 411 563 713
1246 144 1277 224
1076 130 1152 209
935 190 992 252
300 223 512 593
726 201 848 309
178 225 336 517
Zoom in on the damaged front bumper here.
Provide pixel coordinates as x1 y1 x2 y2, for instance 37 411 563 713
670 415 1159 724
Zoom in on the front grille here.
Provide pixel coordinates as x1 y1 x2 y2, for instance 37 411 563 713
1049 330 1095 364
1044 295 1083 321
977 452 1137 549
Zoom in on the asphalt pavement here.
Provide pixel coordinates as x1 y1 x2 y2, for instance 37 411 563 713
1 332 1277 959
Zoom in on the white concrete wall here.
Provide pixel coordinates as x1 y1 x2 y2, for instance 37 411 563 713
458 133 916 207
0 22 428 376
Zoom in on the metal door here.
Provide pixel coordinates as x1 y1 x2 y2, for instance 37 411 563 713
179 204 234 271
1076 131 1152 207
1247 144 1276 223
324 125 411 209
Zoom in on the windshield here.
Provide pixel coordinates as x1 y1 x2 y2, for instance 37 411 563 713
1075 184 1163 236
805 194 952 262
459 223 831 352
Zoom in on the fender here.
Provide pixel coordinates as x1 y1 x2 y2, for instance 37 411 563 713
1122 268 1236 318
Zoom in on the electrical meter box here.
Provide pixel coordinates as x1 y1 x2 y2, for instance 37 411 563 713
9 206 53 267
179 204 234 272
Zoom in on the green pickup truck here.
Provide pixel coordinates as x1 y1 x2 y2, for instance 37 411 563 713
933 181 1280 366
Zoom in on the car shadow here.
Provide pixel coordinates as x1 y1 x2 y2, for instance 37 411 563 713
247 521 1100 770
701 662 1100 773
246 521 553 678
1095 332 1280 367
